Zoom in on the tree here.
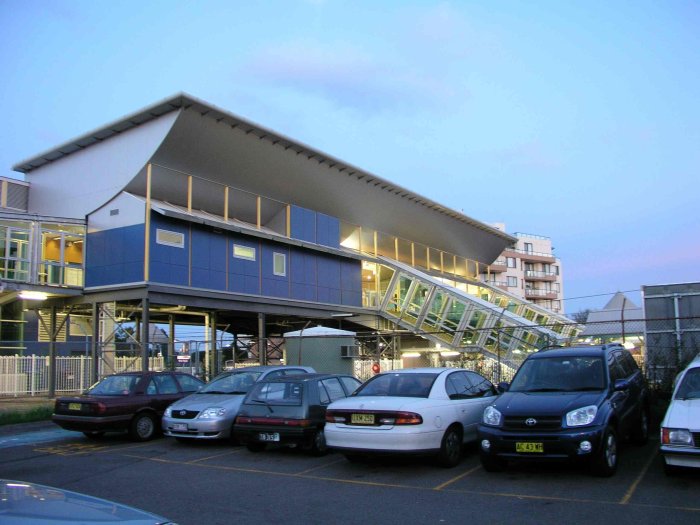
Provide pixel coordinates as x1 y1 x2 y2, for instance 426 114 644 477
570 309 591 325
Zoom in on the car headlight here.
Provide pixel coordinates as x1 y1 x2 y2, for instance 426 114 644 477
164 407 172 417
483 405 502 426
566 405 597 427
661 428 694 446
198 407 226 419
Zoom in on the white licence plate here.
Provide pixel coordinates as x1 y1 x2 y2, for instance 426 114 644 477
258 432 280 442
173 423 188 431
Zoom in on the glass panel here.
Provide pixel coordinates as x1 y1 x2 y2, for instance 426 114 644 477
404 282 430 323
361 262 379 307
414 243 428 271
423 290 448 330
385 274 413 317
377 264 395 307
339 222 360 251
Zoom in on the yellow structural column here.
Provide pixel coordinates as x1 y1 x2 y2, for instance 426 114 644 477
144 164 152 282
187 176 193 213
224 186 229 222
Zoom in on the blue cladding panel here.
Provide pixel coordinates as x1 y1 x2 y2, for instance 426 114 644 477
229 237 260 294
85 225 145 287
150 219 188 286
317 213 340 248
290 205 316 243
191 228 226 290
341 260 362 306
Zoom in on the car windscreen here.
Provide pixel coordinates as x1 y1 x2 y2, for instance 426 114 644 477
675 368 700 400
509 356 606 393
200 371 262 394
353 373 437 398
87 375 140 395
246 381 304 406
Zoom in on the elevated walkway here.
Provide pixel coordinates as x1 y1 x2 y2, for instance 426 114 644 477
354 258 579 372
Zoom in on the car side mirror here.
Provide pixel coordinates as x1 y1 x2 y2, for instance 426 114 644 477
614 378 630 392
497 382 510 393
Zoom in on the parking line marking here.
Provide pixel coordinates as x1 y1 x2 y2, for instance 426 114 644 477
295 457 345 475
432 464 481 490
116 452 700 512
619 446 658 505
187 449 244 464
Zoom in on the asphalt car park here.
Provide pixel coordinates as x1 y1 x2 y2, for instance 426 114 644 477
0 413 698 525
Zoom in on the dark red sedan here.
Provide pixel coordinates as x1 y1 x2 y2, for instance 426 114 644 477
52 371 204 441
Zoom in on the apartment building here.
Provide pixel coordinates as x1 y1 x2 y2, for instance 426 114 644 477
480 224 564 314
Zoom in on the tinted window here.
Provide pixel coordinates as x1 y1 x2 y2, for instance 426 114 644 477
201 371 261 394
320 378 346 404
465 371 495 397
608 353 625 382
340 376 361 395
88 375 140 395
618 351 639 376
154 374 179 394
510 356 606 392
446 372 473 399
146 379 158 395
248 381 303 406
176 374 202 392
675 368 700 400
355 373 437 398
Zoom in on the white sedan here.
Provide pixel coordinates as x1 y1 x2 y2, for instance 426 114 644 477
325 368 498 467
660 355 700 474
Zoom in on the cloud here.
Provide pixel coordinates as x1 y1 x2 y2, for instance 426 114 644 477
243 39 462 114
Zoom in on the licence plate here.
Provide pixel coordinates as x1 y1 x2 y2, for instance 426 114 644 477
350 413 374 425
258 432 280 442
516 442 543 453
68 403 81 411
173 423 188 431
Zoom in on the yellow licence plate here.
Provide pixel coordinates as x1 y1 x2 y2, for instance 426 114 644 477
516 442 543 453
68 403 81 411
350 413 374 425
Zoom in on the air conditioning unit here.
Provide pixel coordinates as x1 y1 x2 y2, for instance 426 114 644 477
340 345 359 359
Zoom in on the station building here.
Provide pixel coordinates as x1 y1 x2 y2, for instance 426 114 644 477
0 94 579 384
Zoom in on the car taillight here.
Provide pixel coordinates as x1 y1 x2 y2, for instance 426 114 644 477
236 416 253 424
379 412 422 425
96 402 106 415
236 416 312 427
326 411 346 424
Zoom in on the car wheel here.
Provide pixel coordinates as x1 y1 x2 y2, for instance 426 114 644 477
310 429 328 457
631 409 649 445
129 413 157 442
246 442 266 453
82 431 105 440
591 427 618 477
437 426 463 468
480 452 506 472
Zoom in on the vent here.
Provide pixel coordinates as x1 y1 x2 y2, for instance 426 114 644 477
110 209 119 216
340 345 359 359
1 180 29 211
156 229 185 248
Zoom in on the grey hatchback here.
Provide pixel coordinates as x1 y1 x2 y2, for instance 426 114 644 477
234 373 361 455
162 365 314 441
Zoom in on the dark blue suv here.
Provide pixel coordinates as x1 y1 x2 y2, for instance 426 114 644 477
477 344 649 476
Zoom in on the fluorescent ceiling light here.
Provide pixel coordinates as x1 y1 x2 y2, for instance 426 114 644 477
440 351 460 357
402 352 420 358
19 291 48 301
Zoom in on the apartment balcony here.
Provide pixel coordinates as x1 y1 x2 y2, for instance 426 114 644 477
504 247 556 263
485 258 507 273
525 288 558 300
482 279 509 290
524 270 558 282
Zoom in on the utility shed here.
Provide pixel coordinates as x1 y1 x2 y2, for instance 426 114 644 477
284 326 357 375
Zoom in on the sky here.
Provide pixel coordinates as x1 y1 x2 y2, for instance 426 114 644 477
1 0 699 321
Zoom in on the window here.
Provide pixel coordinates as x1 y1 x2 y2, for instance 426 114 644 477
156 229 184 248
176 374 202 392
273 252 286 276
506 257 516 268
524 242 533 253
153 374 179 394
507 276 517 287
320 378 346 404
233 244 256 261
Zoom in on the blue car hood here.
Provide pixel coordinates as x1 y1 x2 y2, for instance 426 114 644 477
495 391 604 416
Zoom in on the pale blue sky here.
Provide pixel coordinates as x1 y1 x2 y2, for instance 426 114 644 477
1 0 698 315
